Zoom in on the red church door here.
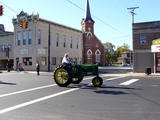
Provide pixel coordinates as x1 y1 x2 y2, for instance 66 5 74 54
87 58 92 64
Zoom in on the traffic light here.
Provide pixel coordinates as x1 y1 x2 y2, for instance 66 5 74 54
20 20 28 29
25 21 28 29
20 20 25 29
0 5 3 16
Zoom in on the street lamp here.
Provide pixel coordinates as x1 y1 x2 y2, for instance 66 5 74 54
2 44 11 72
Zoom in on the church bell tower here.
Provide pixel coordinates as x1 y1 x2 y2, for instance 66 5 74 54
81 0 94 34
81 0 105 65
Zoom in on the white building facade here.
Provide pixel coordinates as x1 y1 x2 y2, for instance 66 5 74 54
12 11 82 71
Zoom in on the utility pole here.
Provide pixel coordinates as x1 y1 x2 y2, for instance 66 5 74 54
127 7 139 72
127 7 139 23
48 24 51 72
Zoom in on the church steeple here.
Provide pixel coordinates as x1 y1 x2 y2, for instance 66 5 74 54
84 0 94 22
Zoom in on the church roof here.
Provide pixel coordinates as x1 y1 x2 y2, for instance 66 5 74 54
84 0 94 22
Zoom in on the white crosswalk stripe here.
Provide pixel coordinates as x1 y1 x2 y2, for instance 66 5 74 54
119 79 139 86
0 76 140 114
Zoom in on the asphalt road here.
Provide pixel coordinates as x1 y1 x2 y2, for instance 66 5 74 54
0 71 160 120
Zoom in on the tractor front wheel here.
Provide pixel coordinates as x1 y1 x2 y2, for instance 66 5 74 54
92 77 103 87
54 67 72 87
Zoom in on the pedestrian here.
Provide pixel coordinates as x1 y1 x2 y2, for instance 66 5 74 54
17 63 21 72
36 62 40 76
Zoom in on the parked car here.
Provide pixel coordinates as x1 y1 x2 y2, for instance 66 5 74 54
122 63 131 67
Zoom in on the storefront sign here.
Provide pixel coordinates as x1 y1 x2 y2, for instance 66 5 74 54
152 39 160 45
151 44 160 52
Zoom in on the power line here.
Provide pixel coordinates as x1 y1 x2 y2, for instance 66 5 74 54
0 1 17 14
1 0 126 37
65 0 123 34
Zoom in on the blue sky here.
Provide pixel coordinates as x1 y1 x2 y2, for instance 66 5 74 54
0 0 160 50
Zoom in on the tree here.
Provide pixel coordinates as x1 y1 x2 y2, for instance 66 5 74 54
104 42 115 55
103 42 117 65
116 43 131 57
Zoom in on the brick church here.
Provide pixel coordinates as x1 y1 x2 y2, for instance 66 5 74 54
82 0 105 65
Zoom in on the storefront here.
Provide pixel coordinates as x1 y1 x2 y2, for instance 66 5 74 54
151 39 160 73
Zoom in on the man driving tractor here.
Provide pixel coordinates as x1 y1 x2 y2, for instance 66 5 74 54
62 53 70 65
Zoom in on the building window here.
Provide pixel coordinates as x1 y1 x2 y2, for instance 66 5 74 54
95 49 101 63
70 37 72 48
74 58 77 64
23 32 26 45
23 57 32 66
28 31 32 45
41 57 46 66
56 33 59 47
52 57 56 65
76 39 79 49
87 49 92 59
60 57 63 64
64 35 66 48
17 32 21 46
140 34 147 44
96 43 99 48
38 32 41 44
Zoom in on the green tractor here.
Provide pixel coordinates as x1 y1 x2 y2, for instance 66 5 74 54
53 64 103 87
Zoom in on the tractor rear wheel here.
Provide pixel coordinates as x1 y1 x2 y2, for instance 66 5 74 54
92 77 103 87
54 67 72 87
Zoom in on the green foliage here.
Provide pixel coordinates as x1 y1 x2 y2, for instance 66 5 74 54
104 42 131 65
116 43 131 57
104 42 117 65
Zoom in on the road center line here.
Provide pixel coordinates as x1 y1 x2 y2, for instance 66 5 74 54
0 76 123 98
0 76 95 98
0 84 57 98
120 79 139 86
0 88 79 114
0 76 124 114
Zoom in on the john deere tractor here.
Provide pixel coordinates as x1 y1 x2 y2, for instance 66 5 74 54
53 64 103 87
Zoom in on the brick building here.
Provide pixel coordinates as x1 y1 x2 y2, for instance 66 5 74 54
117 51 132 64
81 0 105 65
133 21 160 73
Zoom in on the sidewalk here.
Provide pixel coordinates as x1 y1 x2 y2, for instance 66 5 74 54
104 72 160 77
0 70 53 75
1 69 160 78
99 66 160 78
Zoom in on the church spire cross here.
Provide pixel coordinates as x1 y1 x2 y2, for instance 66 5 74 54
84 0 94 22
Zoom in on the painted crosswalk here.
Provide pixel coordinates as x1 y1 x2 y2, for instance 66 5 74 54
0 76 140 114
119 79 139 86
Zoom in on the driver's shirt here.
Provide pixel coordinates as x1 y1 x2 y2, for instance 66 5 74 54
62 57 70 64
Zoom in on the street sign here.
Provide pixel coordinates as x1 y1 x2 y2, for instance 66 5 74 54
151 44 160 52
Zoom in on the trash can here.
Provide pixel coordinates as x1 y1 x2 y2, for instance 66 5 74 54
145 68 151 75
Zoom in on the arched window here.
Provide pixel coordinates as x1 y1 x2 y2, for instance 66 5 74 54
87 49 93 64
95 49 101 63
87 49 92 59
